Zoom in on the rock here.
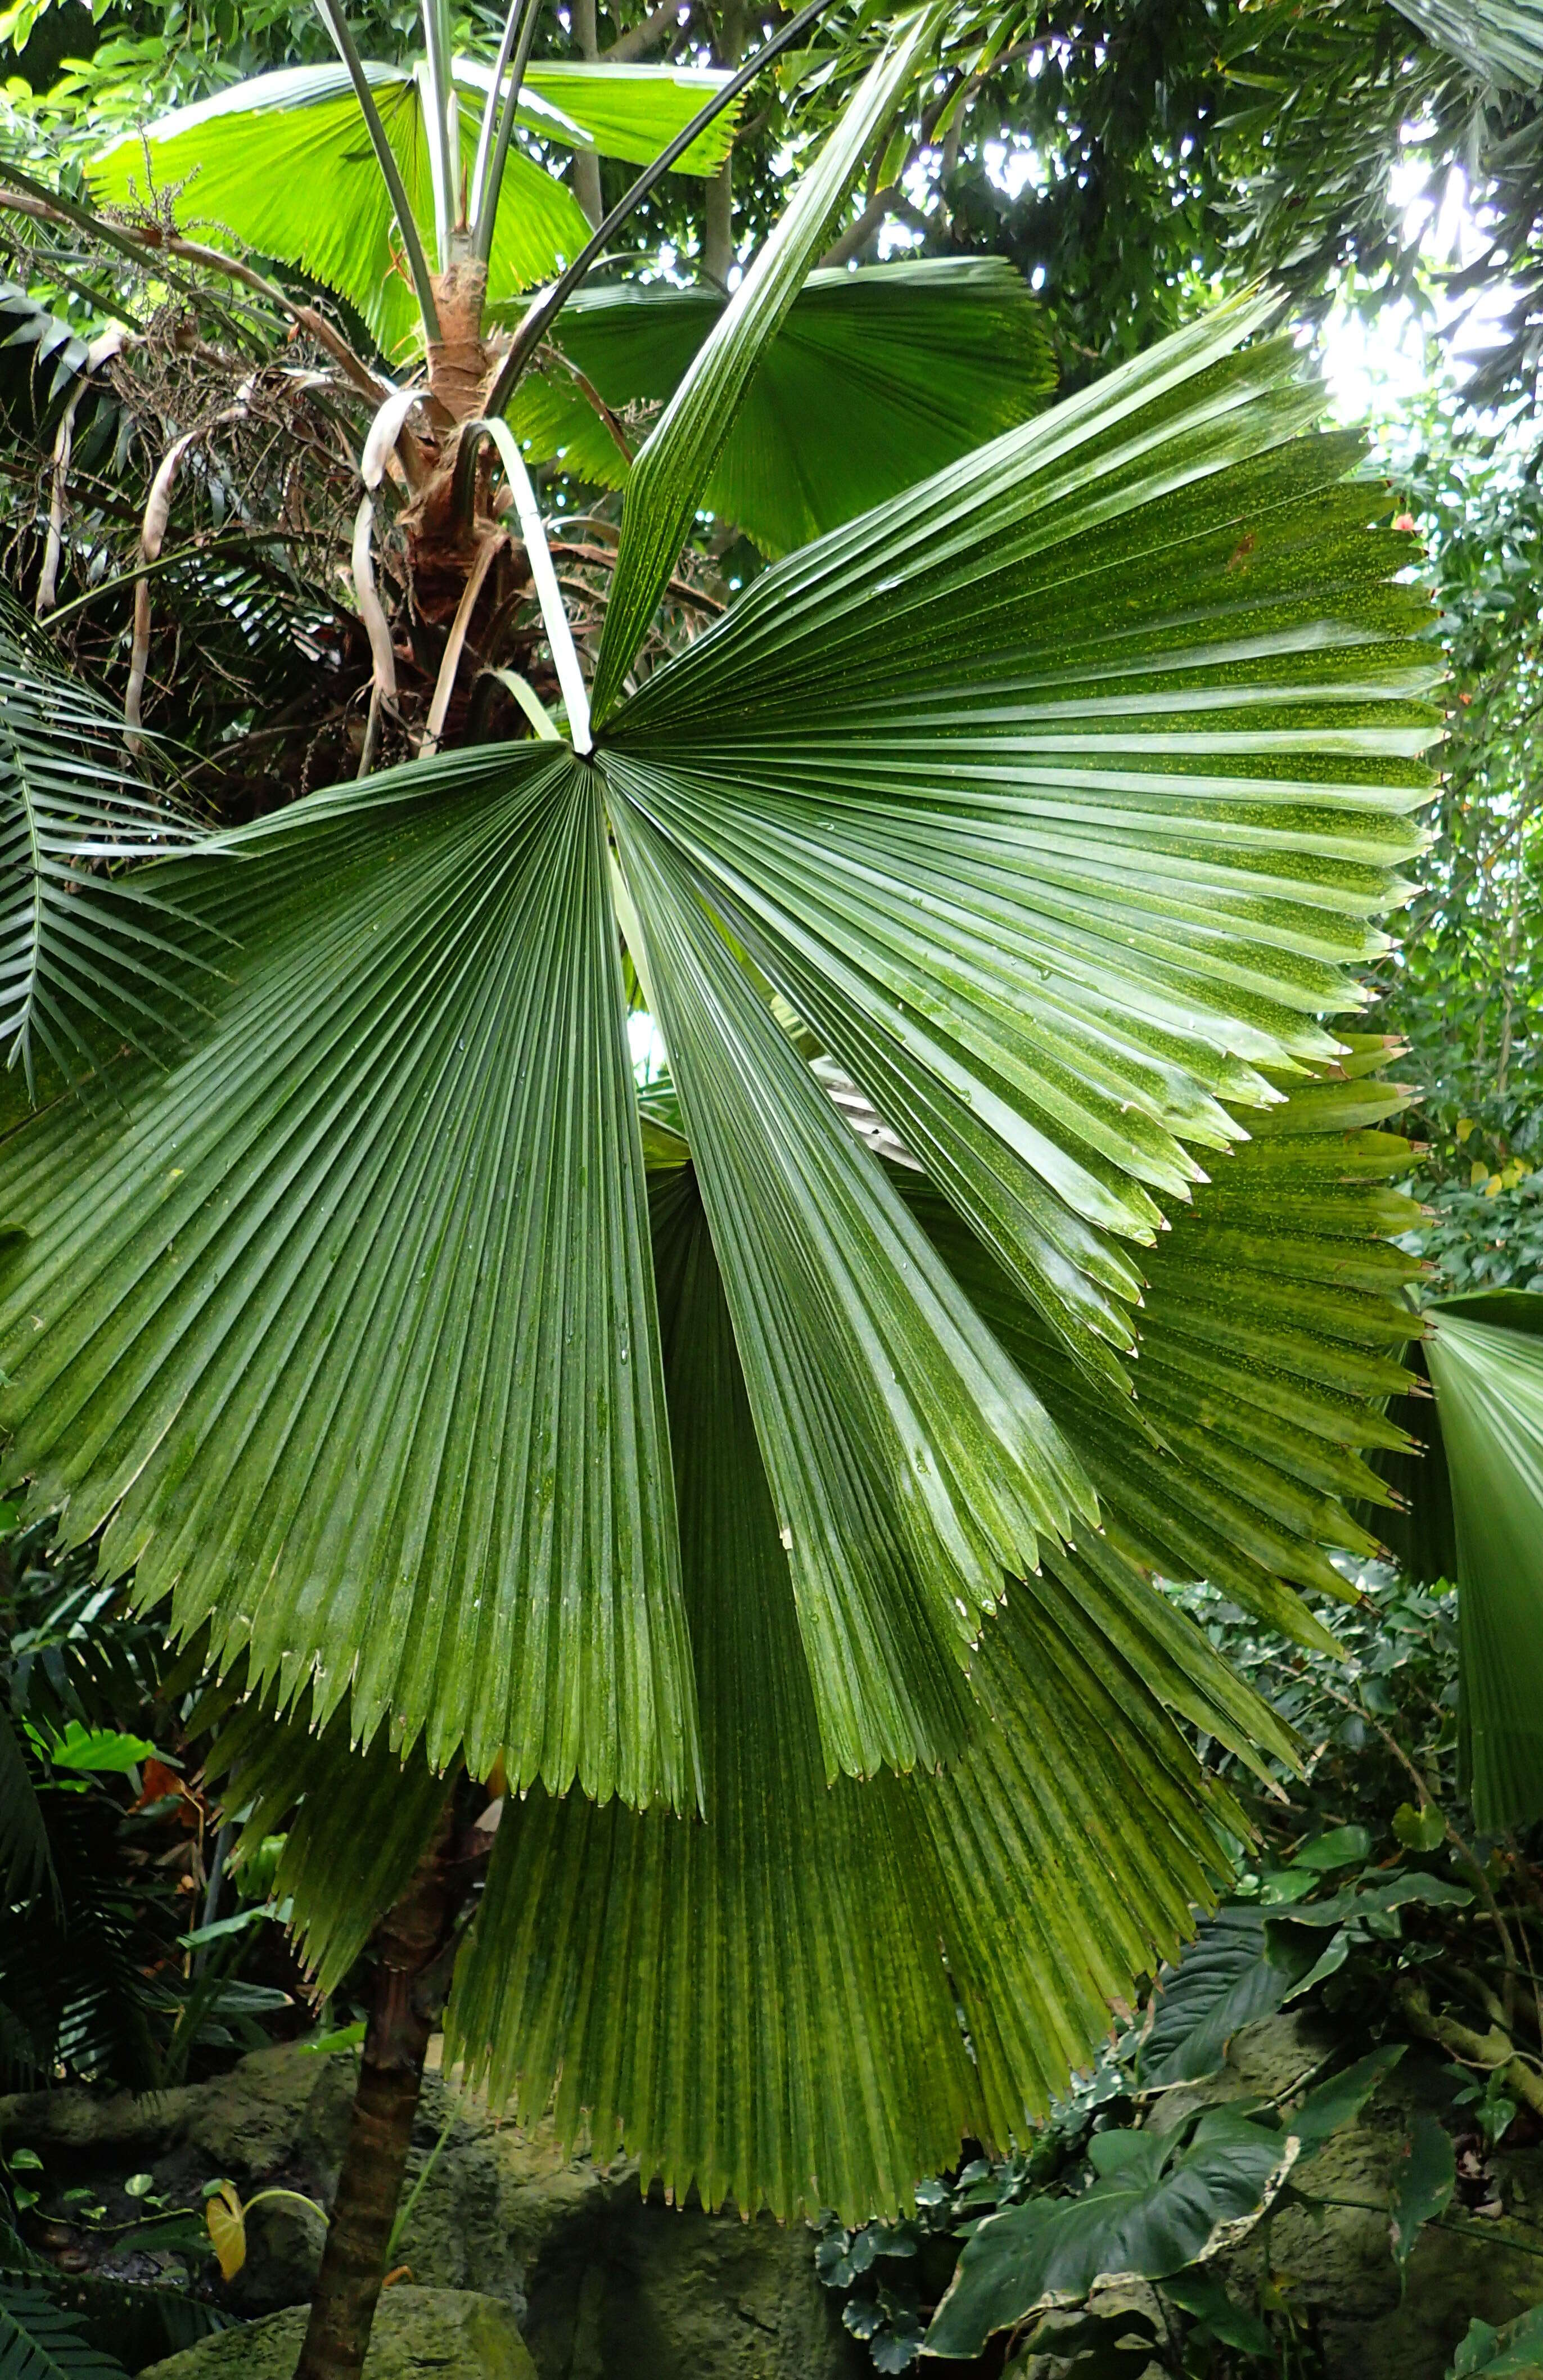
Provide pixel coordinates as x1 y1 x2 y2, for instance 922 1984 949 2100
1147 2010 1543 2380
2 2048 860 2380
0 2043 354 2196
366 2062 859 2377
231 2192 330 2315
518 2183 864 2380
135 2286 535 2378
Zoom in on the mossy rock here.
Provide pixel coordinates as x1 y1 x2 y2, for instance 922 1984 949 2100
136 2286 536 2378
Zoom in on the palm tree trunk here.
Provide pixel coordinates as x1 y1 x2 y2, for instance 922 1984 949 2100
294 1804 459 2380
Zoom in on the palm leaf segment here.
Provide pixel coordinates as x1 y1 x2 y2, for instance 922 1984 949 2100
1374 1290 1543 1833
0 2282 128 2380
89 60 737 364
0 610 196 1100
0 303 1434 2211
1387 0 1543 88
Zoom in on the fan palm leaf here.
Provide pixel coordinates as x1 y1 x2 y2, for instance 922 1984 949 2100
0 280 1436 2215
0 2284 129 2380
221 1073 1408 2223
506 258 1057 556
90 59 737 363
0 753 696 1808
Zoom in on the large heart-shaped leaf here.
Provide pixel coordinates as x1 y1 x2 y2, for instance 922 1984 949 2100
925 2109 1291 2358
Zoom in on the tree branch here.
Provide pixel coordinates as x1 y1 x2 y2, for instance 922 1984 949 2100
0 185 389 402
603 0 689 63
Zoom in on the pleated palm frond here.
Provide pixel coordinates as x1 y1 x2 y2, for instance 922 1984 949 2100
0 754 698 1811
0 2283 130 2380
506 259 1056 557
204 1685 452 1998
1387 0 1543 88
0 291 1437 2210
0 612 200 1098
913 1042 1426 1654
1374 1290 1543 1831
442 1160 1271 2223
91 59 736 364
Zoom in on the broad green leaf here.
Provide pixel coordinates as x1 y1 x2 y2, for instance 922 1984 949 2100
1270 1870 1472 1927
1292 1824 1373 1869
91 64 592 361
609 789 1095 1778
590 6 941 716
0 748 698 1813
1161 2270 1273 2356
1451 2305 1543 2379
1387 0 1543 88
1422 1301 1543 1828
37 1723 156 1774
925 2107 1291 2358
444 1166 1244 2223
1389 2112 1456 2282
1393 1800 1448 1851
1138 1906 1315 2085
1280 1928 1352 2002
1287 2044 1404 2158
506 258 1055 556
1259 1866 1320 1904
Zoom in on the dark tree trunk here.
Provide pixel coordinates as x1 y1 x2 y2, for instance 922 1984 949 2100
293 1804 460 2380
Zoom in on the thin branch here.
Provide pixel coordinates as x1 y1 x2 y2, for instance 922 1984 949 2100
314 0 443 339
539 343 635 463
0 187 390 402
484 0 842 415
819 180 899 268
549 538 720 612
815 42 1034 267
604 0 690 63
38 530 335 628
